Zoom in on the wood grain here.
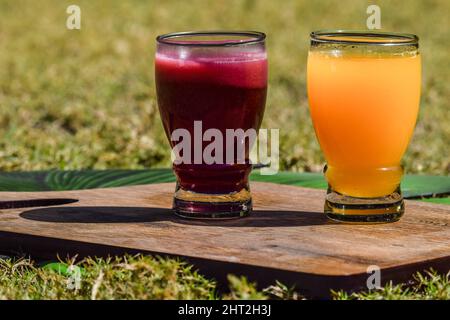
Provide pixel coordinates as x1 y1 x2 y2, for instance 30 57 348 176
0 182 449 297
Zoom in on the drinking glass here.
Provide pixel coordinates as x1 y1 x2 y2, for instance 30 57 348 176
307 30 421 223
155 31 267 219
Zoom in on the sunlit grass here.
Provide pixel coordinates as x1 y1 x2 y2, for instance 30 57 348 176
0 0 448 174
332 270 450 300
1 255 448 300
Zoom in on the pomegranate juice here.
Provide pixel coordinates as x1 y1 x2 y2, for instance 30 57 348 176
155 50 267 194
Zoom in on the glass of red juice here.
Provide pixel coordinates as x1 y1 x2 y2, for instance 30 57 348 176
155 31 267 219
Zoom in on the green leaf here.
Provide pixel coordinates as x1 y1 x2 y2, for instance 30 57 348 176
401 175 450 198
0 171 49 191
0 170 447 204
41 262 85 276
250 171 327 189
41 262 70 275
250 170 450 199
44 169 175 190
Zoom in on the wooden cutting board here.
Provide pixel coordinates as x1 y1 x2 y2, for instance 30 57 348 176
0 182 449 297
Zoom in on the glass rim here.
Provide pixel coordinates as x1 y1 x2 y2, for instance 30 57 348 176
156 31 266 47
310 30 419 46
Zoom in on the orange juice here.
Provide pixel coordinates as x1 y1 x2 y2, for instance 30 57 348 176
307 50 421 198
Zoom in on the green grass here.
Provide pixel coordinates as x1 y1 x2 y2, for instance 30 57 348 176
0 255 448 300
0 0 448 174
0 255 217 300
332 271 450 300
0 0 448 300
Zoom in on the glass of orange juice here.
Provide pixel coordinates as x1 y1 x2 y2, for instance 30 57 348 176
307 30 421 223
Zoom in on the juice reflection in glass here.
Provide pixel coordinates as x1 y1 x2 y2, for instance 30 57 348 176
307 31 421 223
155 31 267 219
